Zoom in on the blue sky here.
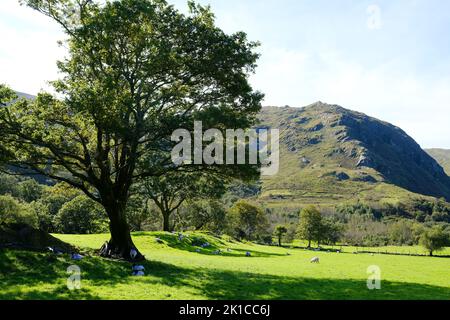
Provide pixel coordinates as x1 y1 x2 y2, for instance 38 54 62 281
1 0 450 148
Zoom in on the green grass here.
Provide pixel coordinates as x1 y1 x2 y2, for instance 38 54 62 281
1 231 449 300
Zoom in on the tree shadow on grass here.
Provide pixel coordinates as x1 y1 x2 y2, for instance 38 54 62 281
2 249 449 300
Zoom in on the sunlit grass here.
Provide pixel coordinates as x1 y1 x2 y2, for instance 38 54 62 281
0 231 449 300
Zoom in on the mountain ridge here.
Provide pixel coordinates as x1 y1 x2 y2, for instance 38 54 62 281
258 103 450 204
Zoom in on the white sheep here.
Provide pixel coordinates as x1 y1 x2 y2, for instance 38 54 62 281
310 257 320 263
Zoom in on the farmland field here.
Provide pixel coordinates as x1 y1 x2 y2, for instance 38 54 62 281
0 232 449 300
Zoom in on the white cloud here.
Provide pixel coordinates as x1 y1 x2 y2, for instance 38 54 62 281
251 47 450 149
0 1 65 94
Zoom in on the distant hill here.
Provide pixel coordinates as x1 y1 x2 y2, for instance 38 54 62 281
258 103 450 207
426 149 450 176
15 91 35 100
2 91 52 185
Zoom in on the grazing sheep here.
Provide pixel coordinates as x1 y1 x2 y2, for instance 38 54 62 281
310 257 320 263
245 252 251 257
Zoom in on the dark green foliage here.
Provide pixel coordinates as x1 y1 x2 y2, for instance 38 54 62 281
296 206 322 248
180 200 227 234
54 196 108 234
273 225 288 246
227 200 269 241
419 226 449 256
0 194 38 228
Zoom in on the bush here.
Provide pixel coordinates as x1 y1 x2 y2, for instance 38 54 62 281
55 196 108 234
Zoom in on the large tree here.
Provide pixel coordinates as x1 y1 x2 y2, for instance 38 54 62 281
0 0 262 260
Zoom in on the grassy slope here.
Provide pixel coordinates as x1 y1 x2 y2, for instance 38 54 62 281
1 232 449 300
427 148 450 176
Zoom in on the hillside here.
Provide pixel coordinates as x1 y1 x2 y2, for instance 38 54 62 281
426 149 450 176
258 103 450 207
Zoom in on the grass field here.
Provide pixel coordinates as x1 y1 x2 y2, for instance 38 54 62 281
1 231 449 300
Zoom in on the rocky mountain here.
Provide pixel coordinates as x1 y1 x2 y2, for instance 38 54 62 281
258 102 450 206
426 149 450 176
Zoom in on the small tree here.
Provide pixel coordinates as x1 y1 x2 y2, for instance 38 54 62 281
139 172 224 232
419 226 448 256
274 225 288 247
227 200 268 241
296 205 322 248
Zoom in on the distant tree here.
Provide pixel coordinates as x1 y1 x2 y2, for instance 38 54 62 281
296 206 322 248
227 200 269 241
274 225 288 246
0 172 21 197
139 172 224 232
419 226 449 256
389 220 415 245
55 196 108 234
319 218 342 246
0 0 262 259
17 179 44 203
181 199 227 234
0 194 38 227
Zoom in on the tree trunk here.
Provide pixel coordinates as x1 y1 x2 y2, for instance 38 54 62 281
308 239 311 248
278 236 282 247
162 212 172 232
429 250 433 257
100 204 144 261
